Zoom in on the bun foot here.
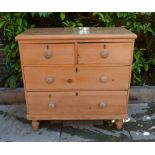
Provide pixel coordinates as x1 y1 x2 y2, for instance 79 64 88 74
115 120 123 129
32 120 39 131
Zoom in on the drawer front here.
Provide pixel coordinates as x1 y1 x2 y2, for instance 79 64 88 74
26 91 127 116
24 66 130 90
20 43 75 65
78 43 132 64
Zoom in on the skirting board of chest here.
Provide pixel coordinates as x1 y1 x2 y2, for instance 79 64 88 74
16 27 137 130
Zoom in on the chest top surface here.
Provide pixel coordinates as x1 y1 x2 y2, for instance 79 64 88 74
16 27 137 41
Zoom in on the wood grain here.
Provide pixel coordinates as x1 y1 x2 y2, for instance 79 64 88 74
20 43 75 65
27 114 128 120
23 66 130 91
16 27 137 41
78 43 133 64
26 91 128 116
18 39 135 44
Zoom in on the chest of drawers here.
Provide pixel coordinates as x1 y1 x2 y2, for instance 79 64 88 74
16 27 137 130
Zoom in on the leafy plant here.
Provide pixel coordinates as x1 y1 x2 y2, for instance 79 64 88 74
0 13 29 88
60 12 83 27
93 12 115 26
131 48 149 85
31 12 52 17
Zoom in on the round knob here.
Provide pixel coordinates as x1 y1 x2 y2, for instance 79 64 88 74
100 50 109 58
100 76 108 83
46 76 54 84
67 78 73 83
99 101 107 108
49 100 56 109
44 50 53 59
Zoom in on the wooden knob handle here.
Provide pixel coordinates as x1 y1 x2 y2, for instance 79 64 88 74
46 76 54 84
44 50 53 59
67 78 73 83
100 50 109 58
99 101 107 108
100 76 108 83
49 100 56 109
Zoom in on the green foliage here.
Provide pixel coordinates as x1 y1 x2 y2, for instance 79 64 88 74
59 12 83 27
131 48 149 85
62 19 83 27
0 13 29 88
0 12 155 87
116 13 153 34
31 12 52 17
93 12 115 26
60 12 66 20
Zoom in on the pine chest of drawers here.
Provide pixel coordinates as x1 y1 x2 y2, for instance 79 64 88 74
16 27 137 130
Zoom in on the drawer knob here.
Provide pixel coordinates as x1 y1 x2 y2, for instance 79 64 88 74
49 100 56 109
46 76 54 84
44 50 53 59
99 101 107 108
100 50 109 58
100 76 108 83
67 78 73 83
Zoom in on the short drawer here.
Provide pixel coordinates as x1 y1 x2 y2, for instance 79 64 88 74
78 43 132 64
26 91 128 116
24 66 130 91
20 43 75 65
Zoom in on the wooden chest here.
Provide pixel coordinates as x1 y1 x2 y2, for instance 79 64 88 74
16 27 137 130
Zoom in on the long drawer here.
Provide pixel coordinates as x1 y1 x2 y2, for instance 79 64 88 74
78 43 132 64
26 91 128 116
20 43 75 65
24 66 130 91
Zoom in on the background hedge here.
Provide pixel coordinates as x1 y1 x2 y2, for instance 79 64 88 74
0 12 155 88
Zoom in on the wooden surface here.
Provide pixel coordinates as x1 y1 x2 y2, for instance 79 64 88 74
78 43 133 64
20 43 75 65
24 66 130 91
16 27 137 130
16 27 137 40
27 114 128 120
26 91 127 116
